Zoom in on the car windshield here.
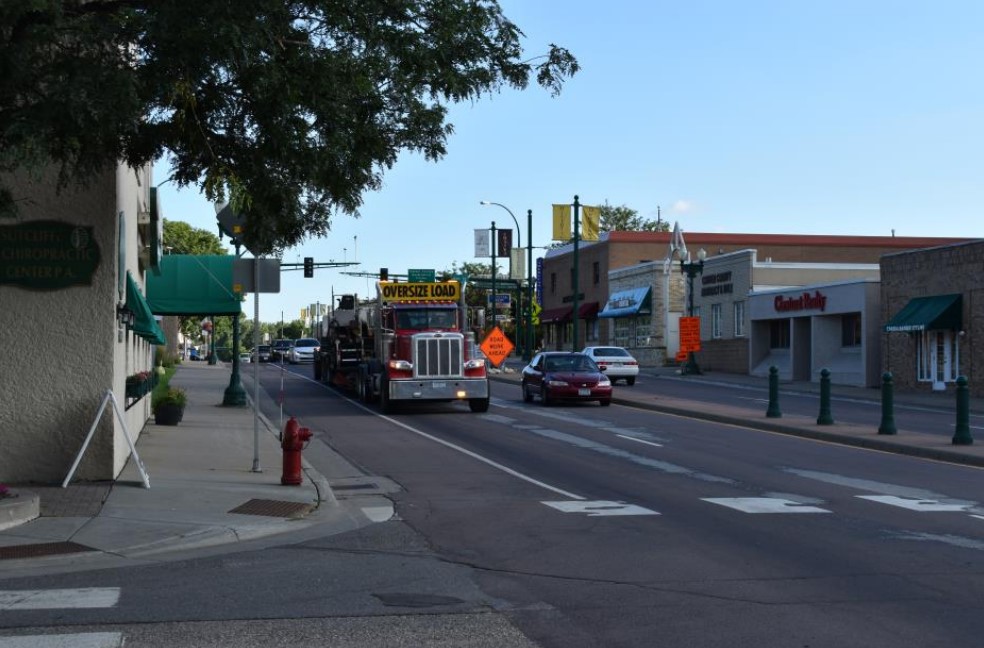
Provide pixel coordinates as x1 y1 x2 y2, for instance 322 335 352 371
274 340 291 349
544 355 597 373
595 347 631 357
294 339 318 348
395 309 457 330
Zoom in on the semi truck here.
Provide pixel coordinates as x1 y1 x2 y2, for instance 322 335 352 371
315 279 490 413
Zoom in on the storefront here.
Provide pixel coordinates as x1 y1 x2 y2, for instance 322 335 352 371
881 240 983 396
748 280 881 386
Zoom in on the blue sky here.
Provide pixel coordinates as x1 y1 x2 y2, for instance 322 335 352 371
155 0 984 324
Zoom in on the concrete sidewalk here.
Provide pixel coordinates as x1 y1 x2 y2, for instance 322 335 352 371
0 362 390 576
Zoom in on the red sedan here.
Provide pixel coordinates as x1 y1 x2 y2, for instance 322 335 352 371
521 352 613 406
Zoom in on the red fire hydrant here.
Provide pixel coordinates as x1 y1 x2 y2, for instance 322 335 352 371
281 416 313 485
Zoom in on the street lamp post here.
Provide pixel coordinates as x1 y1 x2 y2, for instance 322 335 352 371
481 200 530 359
680 248 706 376
216 202 247 406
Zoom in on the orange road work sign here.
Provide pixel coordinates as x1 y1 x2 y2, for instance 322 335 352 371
679 316 701 352
480 326 514 368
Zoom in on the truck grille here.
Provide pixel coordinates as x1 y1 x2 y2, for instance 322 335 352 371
414 334 463 378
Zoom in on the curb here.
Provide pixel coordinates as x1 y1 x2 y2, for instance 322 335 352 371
0 490 40 531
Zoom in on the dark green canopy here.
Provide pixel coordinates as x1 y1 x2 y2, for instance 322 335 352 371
127 271 166 345
146 255 241 316
884 294 962 333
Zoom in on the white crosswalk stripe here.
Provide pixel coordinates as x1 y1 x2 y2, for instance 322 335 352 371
703 497 831 513
0 588 120 610
0 633 123 648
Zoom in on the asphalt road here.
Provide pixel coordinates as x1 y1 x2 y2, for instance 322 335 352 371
3 363 983 647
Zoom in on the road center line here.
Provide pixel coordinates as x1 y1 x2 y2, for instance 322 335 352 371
616 434 663 448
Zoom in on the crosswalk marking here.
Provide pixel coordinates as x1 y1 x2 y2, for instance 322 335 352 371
703 497 831 514
543 500 660 516
857 495 972 512
0 633 123 648
0 588 120 611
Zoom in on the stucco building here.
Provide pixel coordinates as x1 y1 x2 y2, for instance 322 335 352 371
0 165 164 483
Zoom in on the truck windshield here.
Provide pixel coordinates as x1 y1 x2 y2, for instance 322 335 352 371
396 309 456 330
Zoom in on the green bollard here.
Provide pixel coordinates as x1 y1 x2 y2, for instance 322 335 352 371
878 372 897 435
952 376 973 446
766 366 782 418
817 368 834 425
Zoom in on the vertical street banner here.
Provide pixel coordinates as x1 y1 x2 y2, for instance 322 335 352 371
552 204 571 241
581 205 600 241
536 257 543 305
497 229 512 257
474 229 490 258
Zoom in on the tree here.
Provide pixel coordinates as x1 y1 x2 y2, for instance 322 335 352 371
599 203 670 233
162 220 227 256
1 2 579 254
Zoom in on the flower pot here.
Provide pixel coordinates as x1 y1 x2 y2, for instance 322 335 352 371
154 403 184 426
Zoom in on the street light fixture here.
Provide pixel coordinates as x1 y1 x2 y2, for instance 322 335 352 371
680 247 707 375
480 200 534 360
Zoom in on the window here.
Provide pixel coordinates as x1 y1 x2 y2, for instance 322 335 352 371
586 318 599 342
614 318 632 347
635 315 652 347
550 272 556 294
592 261 600 285
769 319 790 349
917 330 960 384
711 304 722 339
734 301 746 337
841 313 862 347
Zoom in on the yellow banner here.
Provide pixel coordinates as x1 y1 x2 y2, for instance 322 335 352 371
581 205 600 241
552 204 572 240
379 281 461 302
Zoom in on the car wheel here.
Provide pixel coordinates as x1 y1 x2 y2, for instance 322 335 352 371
469 397 490 413
522 381 533 403
540 384 551 406
599 399 611 406
626 377 636 386
380 377 394 414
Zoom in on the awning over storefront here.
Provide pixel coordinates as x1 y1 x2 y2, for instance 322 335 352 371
540 305 573 324
578 302 600 319
883 294 962 332
146 255 241 316
126 272 166 345
598 287 652 318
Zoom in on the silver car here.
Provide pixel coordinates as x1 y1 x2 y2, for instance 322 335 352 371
289 338 320 364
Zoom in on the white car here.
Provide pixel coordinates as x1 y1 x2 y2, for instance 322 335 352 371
580 346 640 385
289 338 320 364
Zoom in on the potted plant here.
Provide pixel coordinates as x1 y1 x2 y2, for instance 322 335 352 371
153 386 187 425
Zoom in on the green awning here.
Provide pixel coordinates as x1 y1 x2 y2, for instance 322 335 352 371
146 255 241 316
884 294 962 333
127 272 167 345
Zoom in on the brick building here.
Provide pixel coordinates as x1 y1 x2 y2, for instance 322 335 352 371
540 231 971 363
881 240 984 396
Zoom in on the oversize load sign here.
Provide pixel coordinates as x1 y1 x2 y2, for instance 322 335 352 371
0 220 101 290
379 281 460 302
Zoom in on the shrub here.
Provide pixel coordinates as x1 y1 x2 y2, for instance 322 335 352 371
152 386 186 413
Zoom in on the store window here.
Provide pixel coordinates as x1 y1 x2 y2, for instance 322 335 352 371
550 272 556 294
711 304 722 339
635 315 652 347
593 261 600 285
614 318 632 347
734 301 746 337
586 318 599 342
841 313 862 347
769 319 790 349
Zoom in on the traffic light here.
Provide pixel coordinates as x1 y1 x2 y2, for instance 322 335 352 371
303 257 314 278
380 267 389 281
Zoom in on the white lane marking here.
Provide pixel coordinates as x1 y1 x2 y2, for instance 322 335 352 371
362 505 394 522
0 634 123 648
857 495 972 512
616 434 663 448
0 588 120 610
971 515 984 522
703 498 831 513
339 396 585 501
734 397 770 403
543 501 660 516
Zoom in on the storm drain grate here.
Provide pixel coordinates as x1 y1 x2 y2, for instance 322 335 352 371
332 483 377 491
228 499 314 518
0 541 96 561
